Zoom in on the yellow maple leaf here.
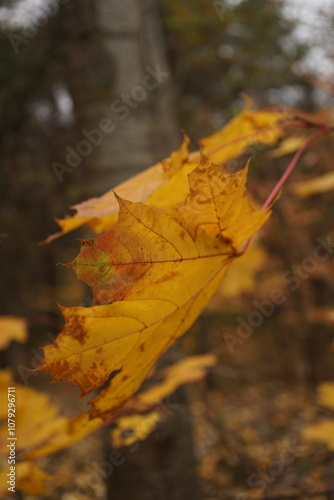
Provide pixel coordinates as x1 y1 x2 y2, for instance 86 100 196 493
303 420 334 451
45 102 287 241
302 382 334 450
40 156 270 420
317 382 334 411
0 316 27 350
111 412 162 448
199 99 287 164
270 136 305 158
292 171 334 197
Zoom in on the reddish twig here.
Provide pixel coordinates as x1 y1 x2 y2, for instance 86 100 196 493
261 129 323 210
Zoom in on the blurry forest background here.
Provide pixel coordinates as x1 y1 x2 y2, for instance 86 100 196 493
1 0 334 499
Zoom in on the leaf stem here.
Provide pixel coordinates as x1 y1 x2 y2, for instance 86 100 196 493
261 129 322 210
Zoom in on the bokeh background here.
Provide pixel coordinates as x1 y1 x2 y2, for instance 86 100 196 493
1 0 334 499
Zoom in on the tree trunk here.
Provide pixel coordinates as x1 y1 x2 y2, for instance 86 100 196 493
88 0 180 190
90 1 201 498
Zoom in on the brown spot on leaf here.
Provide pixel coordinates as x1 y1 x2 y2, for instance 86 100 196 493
139 343 145 352
48 358 83 388
65 314 87 346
